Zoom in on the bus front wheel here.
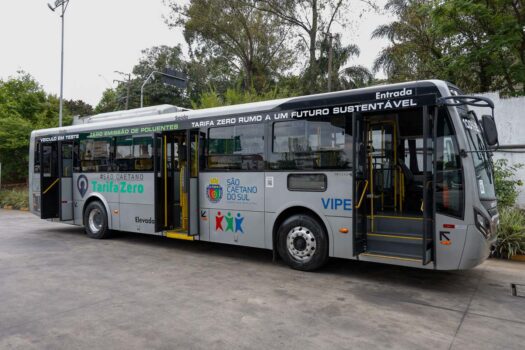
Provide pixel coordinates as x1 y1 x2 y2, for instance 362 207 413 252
83 201 111 239
277 215 328 271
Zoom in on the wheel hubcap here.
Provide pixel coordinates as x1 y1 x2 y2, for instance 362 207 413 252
88 208 103 233
287 226 317 262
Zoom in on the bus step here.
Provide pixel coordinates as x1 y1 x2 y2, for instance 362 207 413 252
165 231 196 241
361 251 422 263
367 232 422 257
369 217 424 235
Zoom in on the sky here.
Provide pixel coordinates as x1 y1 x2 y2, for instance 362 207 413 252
0 0 392 107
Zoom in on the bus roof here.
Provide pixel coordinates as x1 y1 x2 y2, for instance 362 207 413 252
31 80 451 138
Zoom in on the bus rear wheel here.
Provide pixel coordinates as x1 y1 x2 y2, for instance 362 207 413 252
83 201 111 239
277 215 328 271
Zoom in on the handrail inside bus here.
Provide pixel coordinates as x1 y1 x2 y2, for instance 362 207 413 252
355 180 369 209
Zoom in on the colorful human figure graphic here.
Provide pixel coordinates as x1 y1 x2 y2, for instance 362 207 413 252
225 212 234 232
235 213 244 233
215 211 224 231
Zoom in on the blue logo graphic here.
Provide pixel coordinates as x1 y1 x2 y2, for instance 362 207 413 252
322 198 352 211
77 175 89 198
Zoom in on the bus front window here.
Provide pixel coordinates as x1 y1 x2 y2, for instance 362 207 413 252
460 109 496 201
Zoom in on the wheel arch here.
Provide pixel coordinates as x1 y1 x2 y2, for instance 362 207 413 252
272 205 333 258
82 194 112 229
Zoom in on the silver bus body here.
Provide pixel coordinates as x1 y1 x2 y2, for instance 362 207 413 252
29 80 498 271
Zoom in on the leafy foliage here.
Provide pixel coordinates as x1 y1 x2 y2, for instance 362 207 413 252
192 85 297 109
167 0 294 93
373 0 525 95
95 45 192 112
495 207 525 259
0 72 83 183
0 187 28 210
493 159 523 208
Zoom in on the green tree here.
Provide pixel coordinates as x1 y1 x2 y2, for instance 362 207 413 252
166 0 294 93
0 72 73 182
373 0 525 95
192 85 297 109
318 35 373 90
64 99 93 117
132 45 191 108
372 0 444 83
254 0 364 93
94 88 120 113
95 45 193 112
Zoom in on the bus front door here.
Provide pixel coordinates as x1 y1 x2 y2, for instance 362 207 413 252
353 109 435 264
352 113 368 255
40 142 60 219
155 131 199 236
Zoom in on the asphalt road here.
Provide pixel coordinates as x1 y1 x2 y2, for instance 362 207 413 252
1 209 524 350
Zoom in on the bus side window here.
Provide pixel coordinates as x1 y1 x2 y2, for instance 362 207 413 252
436 112 464 217
133 136 153 171
269 116 352 170
115 136 133 171
207 125 265 171
80 137 112 172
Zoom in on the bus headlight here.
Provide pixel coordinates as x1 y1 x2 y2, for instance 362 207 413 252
475 209 491 238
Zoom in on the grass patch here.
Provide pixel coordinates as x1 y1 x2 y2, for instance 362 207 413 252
0 187 29 210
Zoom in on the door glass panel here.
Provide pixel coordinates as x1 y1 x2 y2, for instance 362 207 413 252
42 144 57 177
61 143 73 177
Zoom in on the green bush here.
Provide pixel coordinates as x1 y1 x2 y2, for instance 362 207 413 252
495 207 525 259
0 187 29 210
493 159 523 208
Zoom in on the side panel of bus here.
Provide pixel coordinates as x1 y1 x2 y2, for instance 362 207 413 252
263 172 354 258
72 172 157 234
199 172 266 248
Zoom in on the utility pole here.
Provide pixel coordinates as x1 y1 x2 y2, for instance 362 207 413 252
114 71 132 110
48 0 70 127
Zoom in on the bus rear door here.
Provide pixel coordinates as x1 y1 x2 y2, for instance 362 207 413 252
40 140 75 221
40 142 60 219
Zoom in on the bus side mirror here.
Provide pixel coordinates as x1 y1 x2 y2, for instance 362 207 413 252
481 115 498 146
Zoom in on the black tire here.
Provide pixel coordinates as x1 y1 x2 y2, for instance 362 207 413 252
277 214 328 271
83 201 111 239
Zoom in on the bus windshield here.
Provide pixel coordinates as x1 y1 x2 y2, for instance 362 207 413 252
459 108 496 200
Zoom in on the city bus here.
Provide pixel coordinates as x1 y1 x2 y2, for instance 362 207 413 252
29 80 500 271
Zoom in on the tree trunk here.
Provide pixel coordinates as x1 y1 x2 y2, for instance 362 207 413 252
307 0 318 94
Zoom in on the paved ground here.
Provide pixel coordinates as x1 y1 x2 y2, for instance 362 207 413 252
1 210 524 350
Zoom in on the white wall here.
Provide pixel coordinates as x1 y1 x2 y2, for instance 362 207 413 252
470 93 525 207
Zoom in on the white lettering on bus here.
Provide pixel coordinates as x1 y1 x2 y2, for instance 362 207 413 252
333 99 417 114
375 88 414 100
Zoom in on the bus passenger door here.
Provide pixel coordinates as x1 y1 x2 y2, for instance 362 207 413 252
59 141 74 221
155 133 172 232
422 106 435 265
154 131 199 236
352 113 368 255
188 130 203 236
40 142 60 219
